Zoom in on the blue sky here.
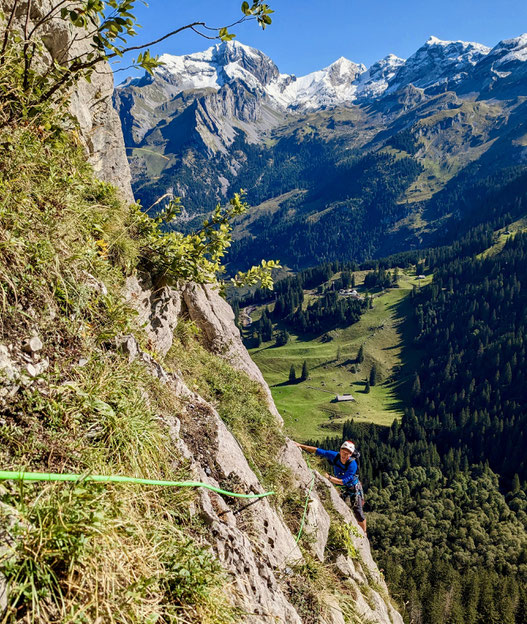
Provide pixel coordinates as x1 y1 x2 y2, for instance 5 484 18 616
113 0 527 79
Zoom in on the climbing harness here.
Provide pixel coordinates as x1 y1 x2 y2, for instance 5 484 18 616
0 469 274 499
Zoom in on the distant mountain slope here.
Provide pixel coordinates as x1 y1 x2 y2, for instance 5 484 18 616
114 35 527 269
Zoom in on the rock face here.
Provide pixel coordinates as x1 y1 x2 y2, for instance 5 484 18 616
124 276 404 623
0 0 134 202
181 282 283 423
123 275 283 423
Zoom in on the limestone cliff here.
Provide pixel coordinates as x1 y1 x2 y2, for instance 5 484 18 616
122 276 404 624
0 0 133 202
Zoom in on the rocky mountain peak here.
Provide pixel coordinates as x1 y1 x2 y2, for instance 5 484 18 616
387 35 491 93
213 40 281 86
459 32 527 97
355 53 406 99
487 33 527 66
326 56 366 86
150 41 280 94
423 35 491 56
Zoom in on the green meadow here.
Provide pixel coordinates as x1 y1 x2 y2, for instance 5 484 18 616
247 270 432 441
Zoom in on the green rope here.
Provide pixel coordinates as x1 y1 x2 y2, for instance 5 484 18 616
0 470 274 500
295 455 315 543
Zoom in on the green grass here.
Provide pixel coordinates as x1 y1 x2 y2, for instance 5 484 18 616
0 119 240 624
476 218 527 260
129 147 171 179
248 270 431 441
232 189 306 241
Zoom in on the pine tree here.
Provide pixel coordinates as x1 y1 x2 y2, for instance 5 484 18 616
503 362 512 385
364 380 370 393
301 360 309 381
357 344 364 363
336 346 341 362
289 365 296 384
412 373 421 397
369 364 378 386
275 329 289 346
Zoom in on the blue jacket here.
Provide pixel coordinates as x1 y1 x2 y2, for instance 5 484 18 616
316 448 359 487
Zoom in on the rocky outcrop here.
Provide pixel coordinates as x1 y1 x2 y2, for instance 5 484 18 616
180 282 283 423
0 0 133 202
123 275 182 357
123 275 283 423
123 273 404 623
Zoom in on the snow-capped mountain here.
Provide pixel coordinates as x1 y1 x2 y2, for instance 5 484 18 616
383 36 490 95
153 41 280 94
118 34 527 113
114 33 527 272
459 33 527 97
266 57 366 109
130 41 368 111
114 33 527 156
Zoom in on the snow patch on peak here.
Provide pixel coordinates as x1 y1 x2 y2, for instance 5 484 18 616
266 58 365 110
355 54 405 99
426 35 443 45
212 40 268 64
217 40 259 54
424 35 491 55
386 36 490 93
490 33 527 65
155 50 222 91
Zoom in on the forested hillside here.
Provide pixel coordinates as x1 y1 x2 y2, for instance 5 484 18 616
116 36 527 272
316 228 527 623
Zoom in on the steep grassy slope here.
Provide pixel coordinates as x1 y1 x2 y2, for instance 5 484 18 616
0 121 240 623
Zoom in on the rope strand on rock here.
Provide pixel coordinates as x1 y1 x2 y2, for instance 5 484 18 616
0 470 275 499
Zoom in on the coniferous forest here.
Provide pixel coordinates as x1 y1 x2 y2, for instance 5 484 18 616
314 231 527 623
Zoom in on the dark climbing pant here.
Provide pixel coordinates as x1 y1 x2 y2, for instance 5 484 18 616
341 484 365 523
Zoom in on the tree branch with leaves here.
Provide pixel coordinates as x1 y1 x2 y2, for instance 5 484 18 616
132 191 280 291
0 0 273 121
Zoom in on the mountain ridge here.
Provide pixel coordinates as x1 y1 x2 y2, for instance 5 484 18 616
114 32 527 270
118 34 526 110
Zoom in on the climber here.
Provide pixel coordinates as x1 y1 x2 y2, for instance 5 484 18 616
294 440 367 535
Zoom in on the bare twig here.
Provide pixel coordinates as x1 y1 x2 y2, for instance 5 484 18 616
22 0 33 90
113 21 206 55
201 15 255 31
189 27 219 41
0 0 21 61
27 0 71 40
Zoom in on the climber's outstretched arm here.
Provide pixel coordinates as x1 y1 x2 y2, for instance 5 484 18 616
294 442 318 453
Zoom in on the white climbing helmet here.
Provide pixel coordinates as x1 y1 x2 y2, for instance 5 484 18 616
340 440 355 454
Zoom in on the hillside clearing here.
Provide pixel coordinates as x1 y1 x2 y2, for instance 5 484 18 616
248 270 431 441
